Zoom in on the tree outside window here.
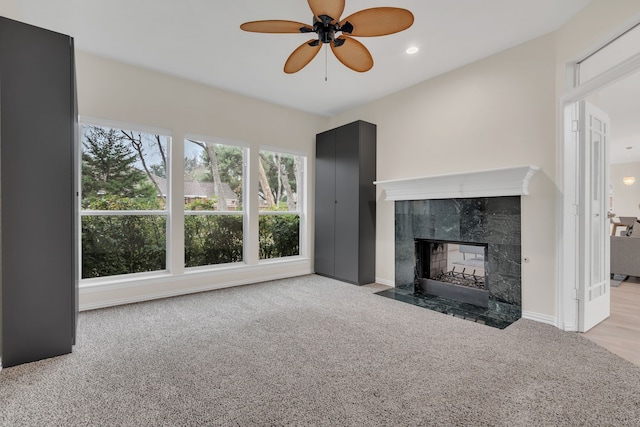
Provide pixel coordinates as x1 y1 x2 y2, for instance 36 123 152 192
81 124 168 279
184 139 244 267
80 122 305 279
258 150 303 259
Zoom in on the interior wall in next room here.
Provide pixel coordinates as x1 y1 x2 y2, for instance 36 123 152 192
611 161 640 218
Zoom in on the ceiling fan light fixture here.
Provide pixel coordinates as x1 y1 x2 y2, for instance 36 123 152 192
240 1 414 74
406 46 419 55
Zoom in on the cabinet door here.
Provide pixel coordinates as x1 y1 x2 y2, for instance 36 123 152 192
0 18 75 367
314 130 336 277
357 122 377 284
334 123 360 283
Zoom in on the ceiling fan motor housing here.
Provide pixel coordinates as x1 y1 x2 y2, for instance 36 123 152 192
313 15 339 44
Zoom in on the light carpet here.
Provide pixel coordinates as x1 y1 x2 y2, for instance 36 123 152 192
1 275 639 426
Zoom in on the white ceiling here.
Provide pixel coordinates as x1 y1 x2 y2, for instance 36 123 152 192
3 0 638 164
0 0 592 117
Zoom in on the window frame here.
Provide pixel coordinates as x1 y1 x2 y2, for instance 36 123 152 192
77 119 310 285
79 116 172 280
258 146 306 260
183 134 249 269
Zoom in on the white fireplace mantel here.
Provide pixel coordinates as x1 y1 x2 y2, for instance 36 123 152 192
374 166 540 201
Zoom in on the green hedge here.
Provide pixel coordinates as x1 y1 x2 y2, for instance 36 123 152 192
82 215 166 278
259 214 300 259
82 198 300 278
185 214 243 267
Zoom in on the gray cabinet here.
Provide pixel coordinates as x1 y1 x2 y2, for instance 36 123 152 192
0 17 77 367
314 120 376 285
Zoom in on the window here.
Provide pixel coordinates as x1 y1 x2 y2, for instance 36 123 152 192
184 138 245 267
258 149 304 259
80 119 307 283
81 123 169 278
578 23 640 84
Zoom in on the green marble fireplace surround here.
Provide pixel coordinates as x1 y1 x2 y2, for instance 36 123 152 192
394 196 522 323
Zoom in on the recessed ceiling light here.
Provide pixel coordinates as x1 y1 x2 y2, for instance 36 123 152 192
406 46 419 55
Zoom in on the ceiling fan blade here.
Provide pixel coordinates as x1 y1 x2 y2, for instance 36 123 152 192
331 36 373 72
339 7 414 37
284 39 322 74
240 20 313 34
308 0 345 23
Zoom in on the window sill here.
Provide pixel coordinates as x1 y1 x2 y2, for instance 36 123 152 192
78 257 312 311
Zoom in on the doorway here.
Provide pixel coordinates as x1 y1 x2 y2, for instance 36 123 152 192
560 23 640 334
580 72 640 366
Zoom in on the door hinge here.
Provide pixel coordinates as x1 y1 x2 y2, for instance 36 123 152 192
571 120 579 132
573 287 579 300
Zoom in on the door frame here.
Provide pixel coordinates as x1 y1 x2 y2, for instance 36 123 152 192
559 47 640 331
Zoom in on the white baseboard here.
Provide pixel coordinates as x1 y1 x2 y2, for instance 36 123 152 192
522 310 557 327
375 277 395 287
80 260 312 311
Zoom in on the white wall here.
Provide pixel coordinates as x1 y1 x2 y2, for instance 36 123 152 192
611 162 640 218
76 52 327 154
76 52 329 310
330 34 558 320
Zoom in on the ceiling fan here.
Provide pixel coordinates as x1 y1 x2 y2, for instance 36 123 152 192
240 0 414 74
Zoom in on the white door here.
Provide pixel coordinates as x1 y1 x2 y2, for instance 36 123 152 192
578 101 611 332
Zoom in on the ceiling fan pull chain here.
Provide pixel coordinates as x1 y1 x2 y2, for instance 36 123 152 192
325 43 328 82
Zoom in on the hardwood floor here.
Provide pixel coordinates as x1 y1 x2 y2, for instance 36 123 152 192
583 277 640 367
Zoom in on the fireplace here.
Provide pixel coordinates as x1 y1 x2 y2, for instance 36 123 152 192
393 196 522 326
374 167 537 328
415 239 489 307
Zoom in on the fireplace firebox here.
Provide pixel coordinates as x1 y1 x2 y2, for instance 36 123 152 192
415 239 489 307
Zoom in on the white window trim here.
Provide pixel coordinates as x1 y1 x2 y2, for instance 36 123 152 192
258 147 306 215
185 133 250 149
259 210 302 216
257 149 307 259
184 211 244 216
79 119 172 281
260 144 308 157
183 137 248 269
76 120 310 301
82 210 168 216
80 116 172 138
